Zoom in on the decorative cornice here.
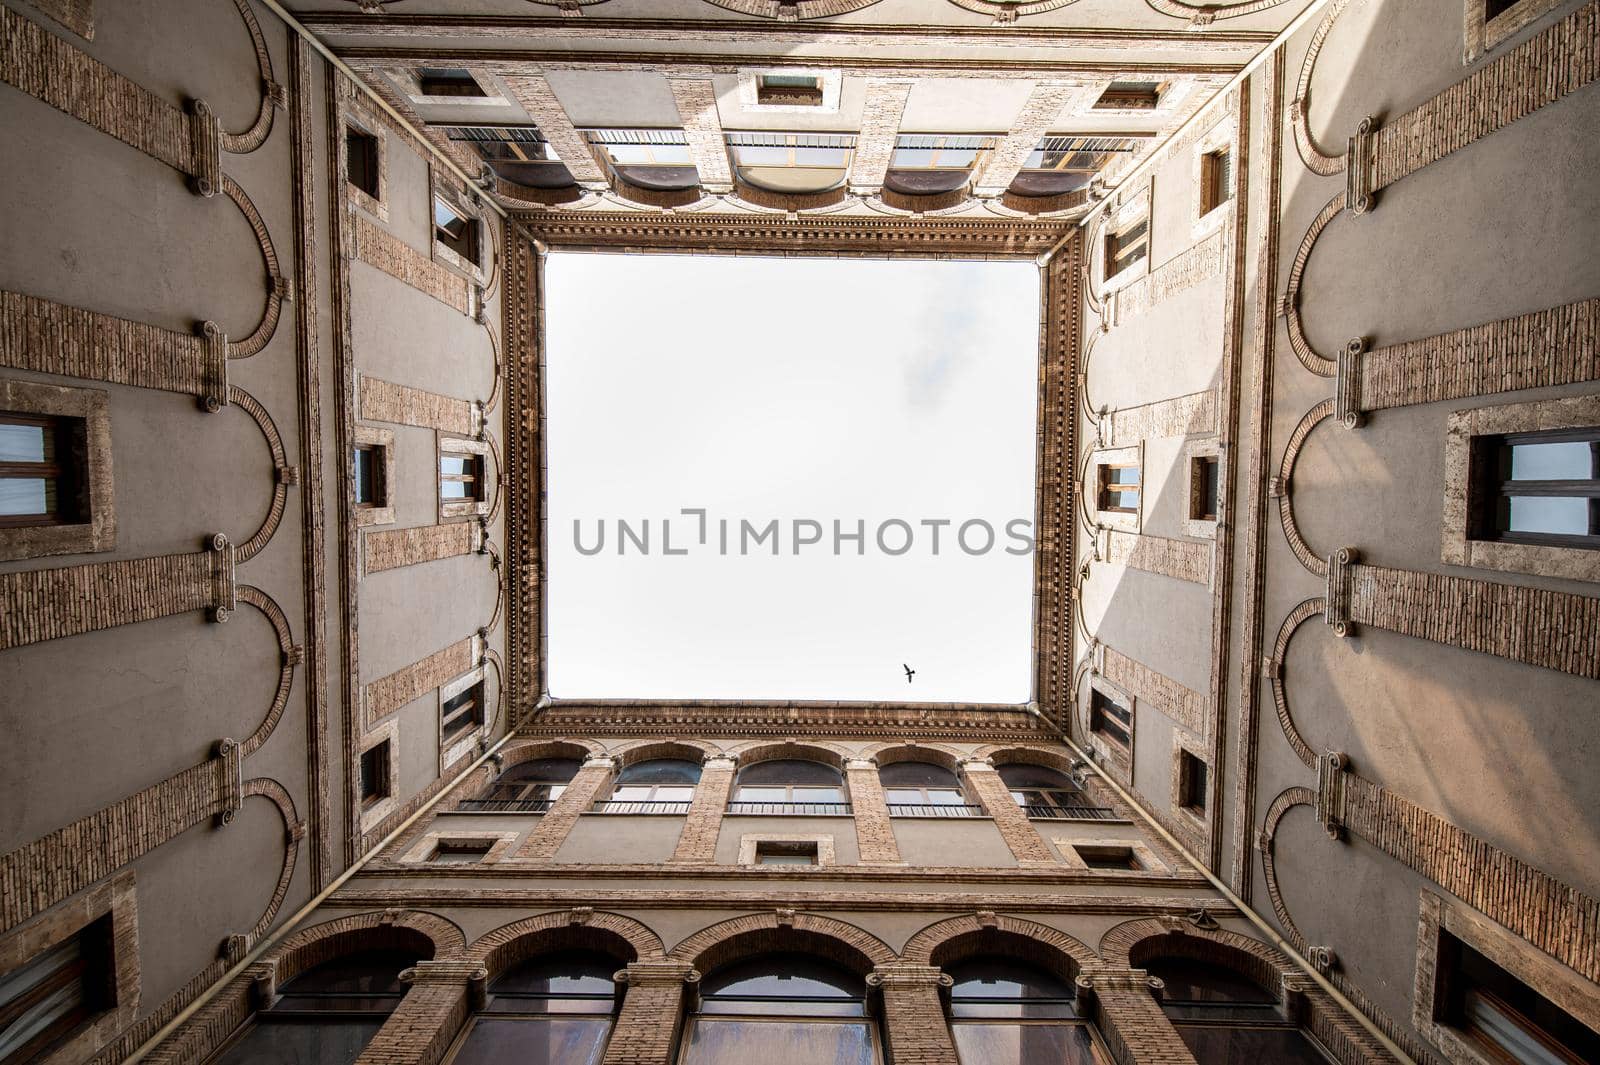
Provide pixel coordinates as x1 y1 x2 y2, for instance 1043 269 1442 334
519 703 1050 740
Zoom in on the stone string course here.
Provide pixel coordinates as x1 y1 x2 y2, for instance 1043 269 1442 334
1106 390 1216 445
365 523 474 574
1349 564 1600 680
1359 295 1599 412
1105 530 1211 585
364 637 476 728
351 213 472 315
360 375 475 435
1102 647 1209 738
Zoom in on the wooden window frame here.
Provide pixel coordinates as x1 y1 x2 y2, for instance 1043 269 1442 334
429 172 489 283
1056 838 1167 875
352 426 395 527
0 380 114 562
1464 0 1567 63
417 67 488 99
1090 446 1142 533
400 830 517 866
1100 191 1151 295
1173 743 1208 822
0 872 138 1065
1191 119 1237 239
358 721 400 834
439 665 488 769
339 97 389 222
386 65 506 109
757 73 824 107
1085 674 1135 779
438 435 492 522
1093 80 1164 111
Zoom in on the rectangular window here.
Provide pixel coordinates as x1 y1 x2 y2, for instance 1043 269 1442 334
1484 0 1519 18
1468 428 1600 549
353 444 385 508
433 198 480 266
1097 463 1141 514
1073 843 1138 871
1435 930 1600 1065
440 682 483 740
430 840 493 865
418 68 486 98
0 914 116 1064
1199 147 1232 215
1095 81 1163 110
439 452 485 503
1090 690 1132 750
346 126 380 198
754 841 818 866
1190 455 1220 522
757 74 823 107
0 412 88 528
360 742 391 807
1104 217 1149 278
1178 751 1207 814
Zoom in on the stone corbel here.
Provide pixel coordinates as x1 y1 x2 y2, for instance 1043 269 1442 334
198 320 230 412
1323 547 1358 637
616 960 699 988
209 533 237 623
1335 338 1366 428
215 737 242 827
246 959 278 1008
187 99 222 197
1345 116 1377 215
1316 751 1349 841
401 960 490 1003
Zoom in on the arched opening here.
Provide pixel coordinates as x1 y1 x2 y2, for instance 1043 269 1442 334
883 134 992 196
997 764 1103 820
728 133 854 194
880 761 978 817
209 949 419 1064
680 953 880 1065
1145 957 1336 1064
598 758 701 814
465 758 583 813
946 956 1111 1065
730 759 847 815
587 130 701 192
441 951 620 1065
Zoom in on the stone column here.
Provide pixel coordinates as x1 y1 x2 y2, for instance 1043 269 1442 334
517 755 614 859
605 961 698 1065
959 758 1056 865
358 960 485 1065
671 754 736 863
845 758 903 864
870 964 957 1065
1079 966 1198 1065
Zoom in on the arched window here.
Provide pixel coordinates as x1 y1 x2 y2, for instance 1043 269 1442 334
442 951 619 1065
946 957 1112 1065
997 764 1102 820
880 762 977 817
885 135 994 196
730 760 847 815
210 949 417 1064
1145 957 1336 1064
680 954 880 1065
728 133 855 195
598 758 701 814
586 130 700 192
466 758 582 812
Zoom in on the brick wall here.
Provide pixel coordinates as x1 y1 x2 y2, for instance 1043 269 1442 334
1101 647 1209 738
363 637 476 728
359 375 475 435
1104 531 1211 585
847 79 913 190
670 757 735 864
845 759 903 864
351 213 472 315
1105 391 1217 446
365 524 474 574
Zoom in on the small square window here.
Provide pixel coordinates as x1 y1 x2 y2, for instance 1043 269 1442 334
346 125 380 199
360 741 391 807
354 443 385 508
757 74 824 107
754 840 818 866
418 68 487 98
1189 455 1220 523
1094 81 1162 110
1199 148 1232 216
1073 843 1139 871
0 914 117 1064
441 681 484 741
1104 217 1149 279
1090 689 1132 750
1177 750 1207 815
1097 462 1141 514
434 198 481 267
0 412 89 528
431 839 493 864
1467 428 1599 550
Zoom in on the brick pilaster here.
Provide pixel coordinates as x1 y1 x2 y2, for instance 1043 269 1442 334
845 758 903 864
972 81 1088 197
670 755 736 864
517 756 614 859
871 964 958 1065
665 77 732 193
847 79 913 193
605 961 697 1065
1082 967 1198 1065
959 759 1055 865
357 960 482 1065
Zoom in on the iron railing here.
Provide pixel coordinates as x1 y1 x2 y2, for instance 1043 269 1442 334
725 802 853 817
455 798 554 814
589 800 692 815
1022 804 1119 821
886 804 985 819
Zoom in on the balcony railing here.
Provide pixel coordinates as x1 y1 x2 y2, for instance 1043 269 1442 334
726 802 853 817
589 800 692 815
1021 804 1119 821
456 798 554 814
887 804 985 818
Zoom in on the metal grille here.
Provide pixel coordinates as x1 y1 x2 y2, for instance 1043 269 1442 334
1021 805 1120 821
725 802 854 816
456 798 554 813
589 800 693 815
725 132 857 149
887 804 985 819
586 128 691 146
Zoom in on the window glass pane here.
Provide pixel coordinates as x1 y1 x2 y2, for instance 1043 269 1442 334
616 759 702 785
652 786 695 802
952 1022 1101 1065
738 760 843 787
756 853 814 865
879 762 959 788
1174 1024 1334 1065
1106 466 1138 484
1146 959 1274 1005
354 448 376 503
1506 496 1590 535
491 952 616 998
885 788 924 804
500 759 582 784
441 480 469 500
734 786 787 803
927 789 966 804
441 455 473 476
0 423 46 462
996 764 1072 790
948 960 1076 1004
700 956 864 1005
890 148 936 168
434 199 463 231
734 145 791 166
790 787 844 803
277 951 413 999
212 1019 386 1065
0 478 47 516
682 1019 876 1065
449 1016 611 1065
610 785 654 801
792 147 848 167
1509 441 1594 481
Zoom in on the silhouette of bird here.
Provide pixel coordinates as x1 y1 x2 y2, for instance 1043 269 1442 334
903 664 915 683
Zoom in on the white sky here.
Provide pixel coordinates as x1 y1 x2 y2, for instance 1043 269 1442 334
545 252 1040 703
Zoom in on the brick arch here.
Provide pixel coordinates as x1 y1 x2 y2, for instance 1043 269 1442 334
609 738 724 767
467 910 666 978
879 184 971 214
730 178 851 213
972 744 1076 774
724 739 849 771
903 914 1100 982
668 912 895 977
271 910 467 984
452 739 604 806
859 742 964 772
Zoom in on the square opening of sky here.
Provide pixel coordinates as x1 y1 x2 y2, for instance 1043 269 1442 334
545 252 1040 703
